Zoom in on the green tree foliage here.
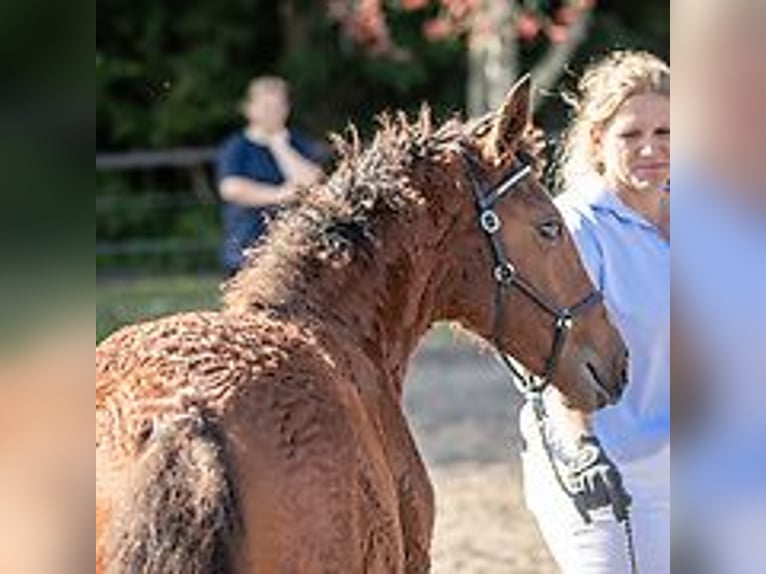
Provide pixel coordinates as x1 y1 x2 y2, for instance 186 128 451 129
98 0 667 150
97 0 282 149
97 0 464 150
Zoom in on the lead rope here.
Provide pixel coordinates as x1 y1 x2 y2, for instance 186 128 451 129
516 381 639 574
624 507 639 574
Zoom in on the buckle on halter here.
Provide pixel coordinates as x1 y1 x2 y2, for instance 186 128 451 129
480 210 501 234
556 313 574 331
494 262 516 285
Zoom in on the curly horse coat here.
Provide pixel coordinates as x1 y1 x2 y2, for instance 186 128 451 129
96 79 627 573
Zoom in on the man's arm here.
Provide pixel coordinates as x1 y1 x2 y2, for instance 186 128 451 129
218 176 297 208
268 132 323 187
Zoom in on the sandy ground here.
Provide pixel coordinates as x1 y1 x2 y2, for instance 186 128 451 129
403 338 558 573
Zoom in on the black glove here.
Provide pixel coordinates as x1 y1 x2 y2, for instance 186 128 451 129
567 435 632 524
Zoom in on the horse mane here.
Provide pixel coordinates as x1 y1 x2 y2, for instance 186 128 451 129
222 106 544 312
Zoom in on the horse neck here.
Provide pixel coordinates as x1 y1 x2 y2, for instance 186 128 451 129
224 193 474 402
302 209 461 400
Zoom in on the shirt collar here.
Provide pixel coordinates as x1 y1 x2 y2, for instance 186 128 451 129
579 183 659 232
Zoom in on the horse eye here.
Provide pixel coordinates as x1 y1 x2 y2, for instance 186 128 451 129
537 219 563 241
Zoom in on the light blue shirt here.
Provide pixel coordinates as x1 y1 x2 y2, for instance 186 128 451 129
674 167 766 499
555 183 670 463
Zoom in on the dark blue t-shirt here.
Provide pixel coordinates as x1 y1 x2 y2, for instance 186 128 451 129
216 130 318 273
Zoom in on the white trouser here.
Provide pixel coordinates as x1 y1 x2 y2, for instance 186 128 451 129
519 404 670 574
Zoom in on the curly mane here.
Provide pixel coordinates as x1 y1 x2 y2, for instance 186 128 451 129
223 106 544 312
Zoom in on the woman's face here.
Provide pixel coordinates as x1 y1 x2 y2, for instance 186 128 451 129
595 92 671 195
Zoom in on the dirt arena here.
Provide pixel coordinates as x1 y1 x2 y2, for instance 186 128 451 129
404 334 558 573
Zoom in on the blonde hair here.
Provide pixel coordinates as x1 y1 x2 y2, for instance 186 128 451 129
557 51 670 192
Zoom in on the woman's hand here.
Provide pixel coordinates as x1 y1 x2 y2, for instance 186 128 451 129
568 435 632 524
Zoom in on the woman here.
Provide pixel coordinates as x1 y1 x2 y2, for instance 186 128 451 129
520 51 670 573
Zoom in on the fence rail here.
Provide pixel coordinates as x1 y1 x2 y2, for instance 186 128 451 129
96 147 217 171
97 147 221 271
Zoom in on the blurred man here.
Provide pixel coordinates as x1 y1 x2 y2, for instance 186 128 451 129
217 76 323 276
673 1 766 571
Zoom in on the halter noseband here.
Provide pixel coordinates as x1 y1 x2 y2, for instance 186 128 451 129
460 146 614 403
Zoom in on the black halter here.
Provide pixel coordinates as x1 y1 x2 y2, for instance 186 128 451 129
460 147 612 402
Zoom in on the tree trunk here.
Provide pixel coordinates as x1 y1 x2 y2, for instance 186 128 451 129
467 1 595 116
279 0 312 58
531 8 594 109
467 0 517 116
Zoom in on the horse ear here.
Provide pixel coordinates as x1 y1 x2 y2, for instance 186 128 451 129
489 75 533 159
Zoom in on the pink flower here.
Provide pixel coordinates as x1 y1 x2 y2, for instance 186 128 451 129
575 0 598 9
442 0 473 20
401 0 429 11
554 6 578 26
423 17 454 41
516 11 541 41
547 23 569 44
347 0 389 46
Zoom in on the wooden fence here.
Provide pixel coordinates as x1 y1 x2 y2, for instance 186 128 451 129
96 147 221 267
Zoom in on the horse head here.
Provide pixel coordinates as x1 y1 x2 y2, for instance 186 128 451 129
431 77 628 411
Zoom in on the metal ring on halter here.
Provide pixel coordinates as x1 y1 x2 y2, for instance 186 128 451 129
493 262 516 285
556 313 574 332
480 209 501 234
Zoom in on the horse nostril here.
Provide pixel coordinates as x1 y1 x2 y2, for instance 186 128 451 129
619 350 630 389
